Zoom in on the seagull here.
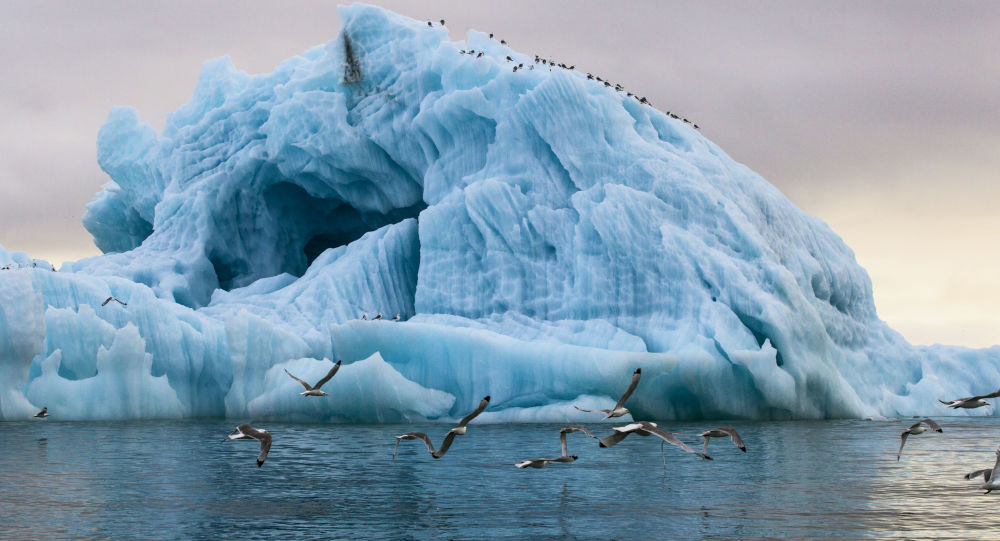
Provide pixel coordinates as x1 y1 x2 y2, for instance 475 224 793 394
599 421 711 461
373 313 383 320
224 423 272 467
394 396 491 459
34 407 49 418
700 426 746 455
574 368 641 419
965 446 1000 494
391 314 400 321
102 296 126 307
515 426 596 469
939 387 1000 409
896 418 943 461
283 360 342 396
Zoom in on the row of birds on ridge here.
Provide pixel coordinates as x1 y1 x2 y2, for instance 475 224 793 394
426 18 699 128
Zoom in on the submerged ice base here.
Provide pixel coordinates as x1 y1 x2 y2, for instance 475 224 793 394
2 4 998 421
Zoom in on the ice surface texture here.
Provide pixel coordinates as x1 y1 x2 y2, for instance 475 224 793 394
2 5 997 421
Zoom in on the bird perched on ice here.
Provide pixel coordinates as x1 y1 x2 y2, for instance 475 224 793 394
699 426 746 455
33 407 49 419
283 360 342 396
394 396 490 459
224 423 272 467
391 314 400 321
965 446 1000 494
101 296 127 307
896 418 942 461
574 368 641 419
373 313 383 320
939 387 1000 409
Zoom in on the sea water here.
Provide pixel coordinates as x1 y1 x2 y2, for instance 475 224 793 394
1 418 998 539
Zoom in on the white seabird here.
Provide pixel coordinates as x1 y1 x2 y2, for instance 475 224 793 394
224 423 272 467
965 446 1000 494
574 368 641 419
101 296 127 307
394 396 490 459
896 418 942 461
939 387 1000 409
700 426 746 455
33 407 49 419
515 426 596 469
599 421 711 460
283 360 342 396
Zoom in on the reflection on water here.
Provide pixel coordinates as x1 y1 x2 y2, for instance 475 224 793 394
1 418 999 539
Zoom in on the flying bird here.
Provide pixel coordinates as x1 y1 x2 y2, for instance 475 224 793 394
33 407 49 419
283 360 342 396
574 368 641 419
599 421 711 461
939 387 1000 409
965 446 1000 494
559 426 596 458
224 423 272 467
515 426 596 469
393 396 491 459
102 296 127 306
896 418 942 461
700 426 746 455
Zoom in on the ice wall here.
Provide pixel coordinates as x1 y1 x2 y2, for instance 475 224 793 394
2 4 998 421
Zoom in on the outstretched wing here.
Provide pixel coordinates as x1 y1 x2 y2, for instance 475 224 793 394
573 406 610 414
313 360 342 390
639 422 710 459
283 368 313 391
598 427 637 448
971 387 1000 401
256 432 272 467
456 396 491 428
394 432 435 458
918 418 943 432
432 431 459 459
718 426 746 452
613 368 642 410
560 426 596 438
101 297 112 306
897 432 909 461
965 468 991 480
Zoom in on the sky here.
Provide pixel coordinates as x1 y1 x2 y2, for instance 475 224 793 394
1 1 997 347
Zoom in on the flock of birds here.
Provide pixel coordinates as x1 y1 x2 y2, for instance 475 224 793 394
427 19 700 129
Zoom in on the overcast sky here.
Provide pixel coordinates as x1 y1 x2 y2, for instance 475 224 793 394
1 1 997 347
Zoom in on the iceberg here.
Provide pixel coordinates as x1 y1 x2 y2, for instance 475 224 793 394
1 4 997 422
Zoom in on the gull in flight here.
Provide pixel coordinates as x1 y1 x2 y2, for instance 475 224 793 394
700 426 746 455
515 426 597 469
394 396 490 459
574 368 641 419
965 446 1000 494
33 407 49 419
224 423 272 467
599 421 711 461
101 296 127 307
896 418 942 461
283 360 342 396
939 387 1000 409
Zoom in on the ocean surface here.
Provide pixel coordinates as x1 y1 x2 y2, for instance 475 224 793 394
1 417 998 540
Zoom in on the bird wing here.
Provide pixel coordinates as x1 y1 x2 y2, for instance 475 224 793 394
918 418 943 432
395 432 435 458
283 368 313 391
639 422 710 459
897 432 909 461
573 406 610 414
560 431 569 457
598 429 634 448
560 426 596 438
312 360 342 390
456 396 491 428
989 448 1000 483
718 426 746 451
432 431 459 459
256 432 272 467
965 468 991 480
101 297 112 306
613 368 642 410
971 387 1000 401
938 399 956 407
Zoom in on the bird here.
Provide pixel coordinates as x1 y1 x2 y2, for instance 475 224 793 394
574 368 641 419
283 360 342 396
896 418 942 461
101 296 126 307
394 396 491 459
965 446 1000 494
500 39 507 45
599 421 711 461
34 407 49 418
373 313 383 320
516 457 562 469
515 426 596 469
506 56 513 61
427 21 432 27
559 426 596 458
939 387 1000 409
392 314 400 321
361 313 368 320
439 19 445 25
700 426 746 455
477 52 483 58
224 423 272 467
